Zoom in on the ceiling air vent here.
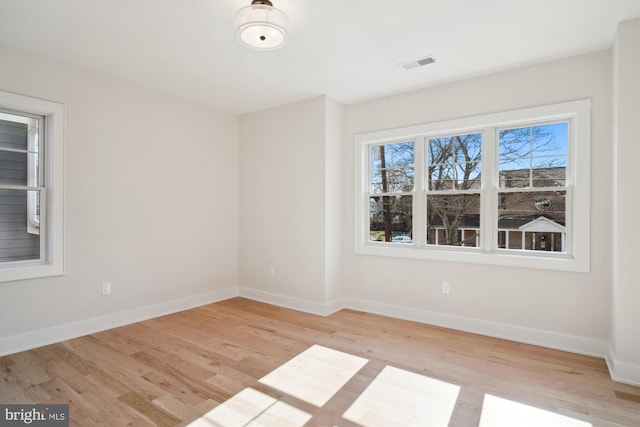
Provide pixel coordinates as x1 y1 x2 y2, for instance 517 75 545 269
399 56 436 70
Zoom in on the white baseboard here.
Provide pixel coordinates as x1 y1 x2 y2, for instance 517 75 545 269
238 287 346 316
325 297 347 315
4 285 633 385
606 346 640 387
236 289 607 360
345 297 608 359
0 286 238 357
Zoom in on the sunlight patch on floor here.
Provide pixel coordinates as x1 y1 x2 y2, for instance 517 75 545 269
259 344 369 407
187 387 311 427
342 365 460 427
188 346 594 427
479 394 592 427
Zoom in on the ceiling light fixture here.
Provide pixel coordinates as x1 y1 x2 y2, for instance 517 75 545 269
235 0 289 51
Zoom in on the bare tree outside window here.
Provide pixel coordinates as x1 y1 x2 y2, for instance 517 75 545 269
499 124 567 188
426 133 481 246
369 141 413 242
424 124 567 250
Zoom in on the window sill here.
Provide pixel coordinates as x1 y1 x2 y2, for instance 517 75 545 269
355 243 589 273
0 261 65 282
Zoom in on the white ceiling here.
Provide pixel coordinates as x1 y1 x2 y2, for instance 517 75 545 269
0 0 638 114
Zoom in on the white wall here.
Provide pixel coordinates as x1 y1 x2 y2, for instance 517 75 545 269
611 18 640 385
343 50 613 355
0 46 239 354
239 97 328 309
324 98 346 306
238 96 346 313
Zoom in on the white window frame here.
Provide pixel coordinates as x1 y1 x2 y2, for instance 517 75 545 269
26 120 42 236
355 100 590 272
0 91 65 282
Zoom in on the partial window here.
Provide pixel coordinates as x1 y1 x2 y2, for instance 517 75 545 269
0 91 65 282
0 112 43 262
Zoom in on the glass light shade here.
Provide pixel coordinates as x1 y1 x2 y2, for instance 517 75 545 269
235 4 289 50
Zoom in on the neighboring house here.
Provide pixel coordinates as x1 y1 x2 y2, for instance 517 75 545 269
371 167 567 252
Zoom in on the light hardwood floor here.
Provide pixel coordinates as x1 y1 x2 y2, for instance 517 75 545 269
1 297 639 426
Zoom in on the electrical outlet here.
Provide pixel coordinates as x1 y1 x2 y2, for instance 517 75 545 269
442 282 450 294
102 282 111 296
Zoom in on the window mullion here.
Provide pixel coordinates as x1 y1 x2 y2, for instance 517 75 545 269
563 186 573 256
414 136 425 246
482 127 496 252
362 142 372 246
497 186 567 194
0 184 46 191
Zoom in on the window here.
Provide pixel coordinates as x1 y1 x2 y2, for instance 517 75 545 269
426 132 482 247
0 91 65 282
497 123 568 253
355 100 590 272
369 141 414 243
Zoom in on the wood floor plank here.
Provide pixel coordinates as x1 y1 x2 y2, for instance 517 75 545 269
36 377 107 427
152 394 214 423
6 350 51 385
131 350 227 403
1 297 638 426
117 391 181 427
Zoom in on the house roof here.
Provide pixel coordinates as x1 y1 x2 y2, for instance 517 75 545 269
427 214 566 231
499 215 565 230
518 216 566 233
0 1 638 114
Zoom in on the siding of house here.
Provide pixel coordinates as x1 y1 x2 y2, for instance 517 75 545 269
0 118 39 261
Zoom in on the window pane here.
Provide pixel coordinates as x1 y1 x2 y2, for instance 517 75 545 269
426 194 480 247
369 195 412 243
0 112 40 188
371 166 382 190
531 158 566 187
0 189 41 262
428 133 482 191
499 123 567 189
371 167 415 193
0 150 28 186
497 190 566 252
0 118 28 151
499 157 530 172
371 141 414 193
531 123 568 156
499 158 529 188
429 161 481 191
429 163 455 190
428 133 481 164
